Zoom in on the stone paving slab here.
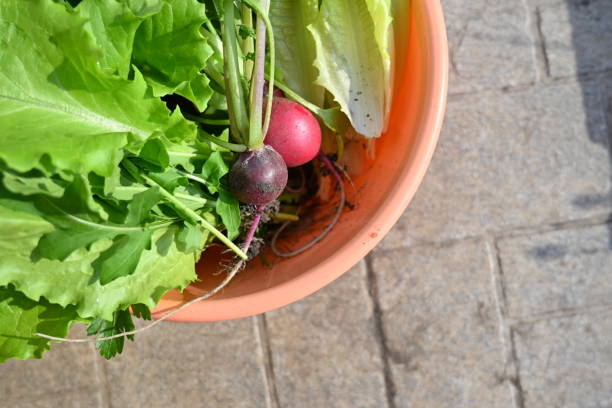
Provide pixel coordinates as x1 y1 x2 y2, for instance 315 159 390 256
380 80 611 250
0 326 105 407
442 0 536 94
101 318 269 408
371 240 515 408
264 261 387 408
513 310 612 408
14 390 105 408
498 224 612 319
533 0 612 78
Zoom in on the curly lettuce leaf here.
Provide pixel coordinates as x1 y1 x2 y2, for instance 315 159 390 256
308 0 390 138
78 0 162 78
132 0 214 111
0 204 197 321
0 0 195 177
0 285 78 363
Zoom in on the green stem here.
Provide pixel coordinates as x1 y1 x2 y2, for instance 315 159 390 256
204 64 226 92
179 171 208 186
202 21 223 56
242 4 254 81
243 0 275 138
268 76 320 114
140 173 247 260
267 76 343 133
167 151 208 160
272 213 299 222
223 0 249 144
175 193 213 206
199 130 247 152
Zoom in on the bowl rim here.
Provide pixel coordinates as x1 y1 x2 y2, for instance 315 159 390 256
157 0 449 321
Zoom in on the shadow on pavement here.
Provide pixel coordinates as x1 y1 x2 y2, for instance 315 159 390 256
566 0 612 248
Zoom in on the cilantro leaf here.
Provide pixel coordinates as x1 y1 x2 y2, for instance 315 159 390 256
87 309 135 359
131 303 152 320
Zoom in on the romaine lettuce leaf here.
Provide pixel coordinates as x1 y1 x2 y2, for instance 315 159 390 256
308 0 390 138
270 0 323 106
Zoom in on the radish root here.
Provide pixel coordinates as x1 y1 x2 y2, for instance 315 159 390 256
271 152 345 258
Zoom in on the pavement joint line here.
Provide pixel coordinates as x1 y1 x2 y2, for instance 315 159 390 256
253 314 281 408
376 213 612 254
508 328 527 408
520 0 545 83
447 69 612 99
90 340 112 408
508 303 612 327
486 237 526 408
534 6 551 79
364 254 397 408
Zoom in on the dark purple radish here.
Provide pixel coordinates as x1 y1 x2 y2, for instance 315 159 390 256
229 145 288 204
265 97 321 167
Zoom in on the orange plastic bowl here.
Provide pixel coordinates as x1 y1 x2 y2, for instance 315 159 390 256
153 0 448 321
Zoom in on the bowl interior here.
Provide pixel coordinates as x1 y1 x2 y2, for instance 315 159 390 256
154 0 448 321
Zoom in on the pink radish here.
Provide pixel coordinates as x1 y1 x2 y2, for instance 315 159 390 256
264 97 322 167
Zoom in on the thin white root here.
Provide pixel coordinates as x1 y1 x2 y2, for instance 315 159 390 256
271 154 345 258
36 259 246 344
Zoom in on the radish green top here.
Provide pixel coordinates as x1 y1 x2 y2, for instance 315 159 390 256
0 0 393 362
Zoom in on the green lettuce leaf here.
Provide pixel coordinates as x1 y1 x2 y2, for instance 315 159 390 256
132 0 214 111
308 0 389 138
0 0 195 177
216 188 241 240
0 204 197 321
270 0 323 105
0 285 78 363
0 174 163 285
78 0 162 78
364 0 393 118
1 171 66 198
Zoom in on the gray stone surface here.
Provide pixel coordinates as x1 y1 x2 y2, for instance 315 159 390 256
498 224 612 319
371 240 515 408
442 0 536 93
102 319 269 408
14 391 105 408
0 326 104 407
535 0 612 78
380 80 611 249
514 310 612 408
264 261 387 408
